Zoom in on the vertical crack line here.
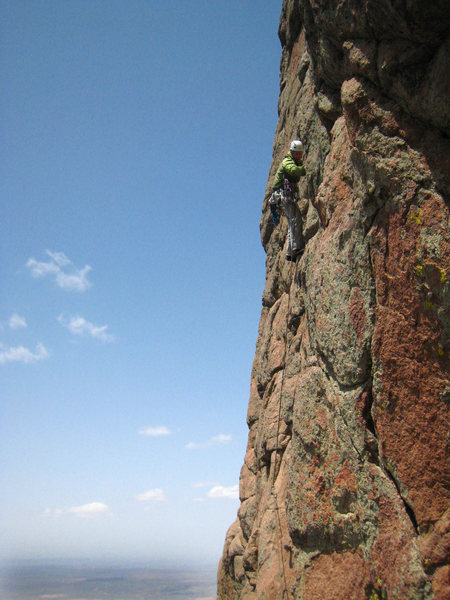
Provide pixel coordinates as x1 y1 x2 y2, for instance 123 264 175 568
384 465 419 534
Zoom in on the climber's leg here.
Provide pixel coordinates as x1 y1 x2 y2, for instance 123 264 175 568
282 197 303 259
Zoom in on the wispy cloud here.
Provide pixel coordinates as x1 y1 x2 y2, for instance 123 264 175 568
58 315 115 343
185 434 232 450
192 482 239 502
26 250 92 292
42 508 64 518
207 485 239 500
0 343 49 365
139 426 172 437
43 502 110 519
211 434 232 444
135 489 167 502
67 502 110 517
9 313 27 329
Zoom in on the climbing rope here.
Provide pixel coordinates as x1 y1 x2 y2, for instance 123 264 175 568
270 255 300 600
271 256 300 490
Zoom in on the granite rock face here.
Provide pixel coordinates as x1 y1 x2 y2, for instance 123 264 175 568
218 1 449 599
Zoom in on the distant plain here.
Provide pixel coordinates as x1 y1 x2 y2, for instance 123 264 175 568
0 562 217 600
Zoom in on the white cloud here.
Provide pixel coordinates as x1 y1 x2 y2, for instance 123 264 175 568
0 343 49 365
185 434 232 450
67 502 110 518
207 485 239 500
43 502 110 519
9 313 27 329
135 489 167 502
26 250 92 292
58 315 115 343
139 426 172 437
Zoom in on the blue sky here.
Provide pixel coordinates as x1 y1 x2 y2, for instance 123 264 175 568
1 1 281 566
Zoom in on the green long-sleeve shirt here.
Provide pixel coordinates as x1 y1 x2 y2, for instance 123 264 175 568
272 152 306 190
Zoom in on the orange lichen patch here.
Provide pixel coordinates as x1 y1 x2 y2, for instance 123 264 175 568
432 566 450 600
369 495 430 597
332 171 352 203
303 551 372 600
334 462 357 492
371 188 449 527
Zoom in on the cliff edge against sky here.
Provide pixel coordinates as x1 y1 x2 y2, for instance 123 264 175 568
218 1 449 598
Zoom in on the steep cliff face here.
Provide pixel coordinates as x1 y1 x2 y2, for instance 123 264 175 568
218 2 449 599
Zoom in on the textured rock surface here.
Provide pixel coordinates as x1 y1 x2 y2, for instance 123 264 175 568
218 1 449 599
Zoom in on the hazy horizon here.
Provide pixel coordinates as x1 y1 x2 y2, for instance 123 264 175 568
1 556 220 569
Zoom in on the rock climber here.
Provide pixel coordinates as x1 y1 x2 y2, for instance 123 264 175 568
270 139 306 261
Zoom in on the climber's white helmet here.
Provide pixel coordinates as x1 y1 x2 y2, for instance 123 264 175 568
290 139 303 152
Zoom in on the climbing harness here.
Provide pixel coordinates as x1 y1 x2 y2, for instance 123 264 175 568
283 175 294 200
270 253 301 600
270 176 297 225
